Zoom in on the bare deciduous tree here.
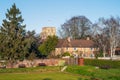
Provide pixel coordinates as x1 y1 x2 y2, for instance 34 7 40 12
92 18 109 57
59 16 92 39
93 17 120 58
105 17 120 58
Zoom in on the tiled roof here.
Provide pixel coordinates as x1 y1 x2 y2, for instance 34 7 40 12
56 39 96 48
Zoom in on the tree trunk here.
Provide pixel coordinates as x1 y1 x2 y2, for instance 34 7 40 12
113 48 116 57
110 46 113 58
103 51 106 57
103 47 106 57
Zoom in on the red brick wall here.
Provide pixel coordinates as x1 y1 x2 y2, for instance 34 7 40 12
5 59 61 68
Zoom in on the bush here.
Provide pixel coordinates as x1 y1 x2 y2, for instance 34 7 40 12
18 64 26 68
84 59 120 69
99 65 111 69
58 60 65 66
62 52 70 57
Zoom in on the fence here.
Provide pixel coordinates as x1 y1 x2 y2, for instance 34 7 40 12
63 58 84 65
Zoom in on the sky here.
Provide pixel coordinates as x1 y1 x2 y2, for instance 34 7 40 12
0 0 120 34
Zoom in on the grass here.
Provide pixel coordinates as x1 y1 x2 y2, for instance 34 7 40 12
66 65 120 80
0 72 89 80
0 66 120 80
0 66 90 80
0 66 60 73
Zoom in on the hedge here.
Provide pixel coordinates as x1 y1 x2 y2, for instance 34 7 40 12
84 59 120 69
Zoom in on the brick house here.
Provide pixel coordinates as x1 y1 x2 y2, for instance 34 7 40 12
115 48 120 55
55 37 98 58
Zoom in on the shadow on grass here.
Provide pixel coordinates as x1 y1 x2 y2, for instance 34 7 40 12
43 78 52 80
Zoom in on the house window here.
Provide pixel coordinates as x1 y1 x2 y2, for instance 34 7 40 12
81 48 83 50
91 48 93 51
90 53 94 57
66 47 69 50
74 47 77 50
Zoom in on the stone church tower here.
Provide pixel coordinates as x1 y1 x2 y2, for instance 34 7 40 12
40 27 56 40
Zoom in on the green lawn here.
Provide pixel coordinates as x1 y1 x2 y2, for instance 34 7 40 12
66 66 120 80
0 66 120 80
0 66 89 80
0 72 89 80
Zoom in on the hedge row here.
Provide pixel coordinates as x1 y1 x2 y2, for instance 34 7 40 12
84 59 120 69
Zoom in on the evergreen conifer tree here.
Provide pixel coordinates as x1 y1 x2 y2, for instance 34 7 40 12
0 3 27 67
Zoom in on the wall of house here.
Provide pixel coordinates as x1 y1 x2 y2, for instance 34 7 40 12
55 47 98 57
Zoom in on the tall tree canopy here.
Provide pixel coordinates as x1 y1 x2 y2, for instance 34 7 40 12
0 3 28 65
59 16 92 39
25 30 41 59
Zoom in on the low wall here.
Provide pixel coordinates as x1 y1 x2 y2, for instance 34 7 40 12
5 59 61 68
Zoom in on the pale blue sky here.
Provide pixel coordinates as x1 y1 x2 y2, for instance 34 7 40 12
0 0 120 34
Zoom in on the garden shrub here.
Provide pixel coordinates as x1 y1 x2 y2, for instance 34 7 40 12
62 52 70 57
84 59 120 69
99 65 111 69
58 60 65 66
